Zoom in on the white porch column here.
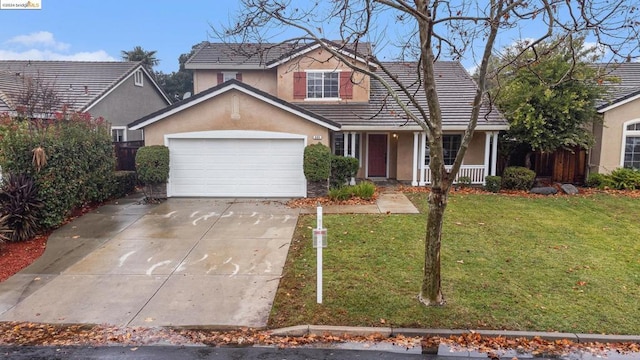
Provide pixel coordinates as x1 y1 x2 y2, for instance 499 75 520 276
412 132 419 186
342 132 348 157
419 132 427 186
491 131 499 176
349 132 356 185
484 132 491 181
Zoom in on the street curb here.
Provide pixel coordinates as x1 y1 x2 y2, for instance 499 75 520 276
268 325 640 344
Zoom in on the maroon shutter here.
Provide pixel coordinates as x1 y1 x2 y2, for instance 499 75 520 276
340 72 353 99
217 72 224 84
293 72 306 99
235 73 243 82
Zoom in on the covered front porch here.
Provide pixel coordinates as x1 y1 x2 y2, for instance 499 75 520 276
410 131 500 186
332 130 501 185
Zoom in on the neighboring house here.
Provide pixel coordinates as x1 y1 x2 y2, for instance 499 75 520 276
590 62 640 174
129 41 508 197
0 60 171 142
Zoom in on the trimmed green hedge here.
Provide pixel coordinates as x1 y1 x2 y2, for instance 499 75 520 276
501 166 536 190
303 143 331 182
330 155 359 189
135 146 169 185
113 171 137 198
0 113 116 229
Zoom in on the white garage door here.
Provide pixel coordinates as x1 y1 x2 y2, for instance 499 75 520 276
166 131 306 197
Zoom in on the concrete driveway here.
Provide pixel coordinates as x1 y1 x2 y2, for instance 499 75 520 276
0 196 299 328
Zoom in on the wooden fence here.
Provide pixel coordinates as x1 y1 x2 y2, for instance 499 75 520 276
113 141 144 171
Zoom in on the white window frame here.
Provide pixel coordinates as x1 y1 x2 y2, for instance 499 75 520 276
332 132 361 165
134 70 143 87
620 119 640 168
305 70 341 101
222 72 238 82
424 133 463 166
111 126 127 142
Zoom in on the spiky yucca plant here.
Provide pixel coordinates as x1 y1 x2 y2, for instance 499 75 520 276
0 174 43 242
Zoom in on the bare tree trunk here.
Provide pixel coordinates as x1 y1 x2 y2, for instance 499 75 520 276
419 187 447 305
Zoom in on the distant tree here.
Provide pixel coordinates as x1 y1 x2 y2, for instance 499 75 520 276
154 43 201 102
121 46 159 70
14 73 61 119
491 36 608 167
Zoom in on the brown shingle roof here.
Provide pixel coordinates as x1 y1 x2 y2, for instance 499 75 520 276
300 61 507 130
0 60 146 112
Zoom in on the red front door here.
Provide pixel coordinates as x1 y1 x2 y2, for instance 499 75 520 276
368 134 387 177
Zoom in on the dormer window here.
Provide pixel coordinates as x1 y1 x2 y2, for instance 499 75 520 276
293 71 353 101
134 70 143 87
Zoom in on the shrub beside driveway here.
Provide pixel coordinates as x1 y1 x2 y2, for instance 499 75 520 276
269 192 640 335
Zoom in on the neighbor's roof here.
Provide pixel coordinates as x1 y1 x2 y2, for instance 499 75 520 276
0 60 170 113
300 61 508 130
595 62 640 112
128 79 341 131
185 40 374 70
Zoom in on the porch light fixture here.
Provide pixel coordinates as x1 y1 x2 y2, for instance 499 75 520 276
392 133 398 138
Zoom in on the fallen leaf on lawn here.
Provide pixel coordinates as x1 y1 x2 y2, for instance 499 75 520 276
457 260 464 264
576 281 587 286
380 318 386 324
455 222 462 225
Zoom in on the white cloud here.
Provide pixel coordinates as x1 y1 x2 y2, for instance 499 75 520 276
6 31 70 51
0 49 116 62
0 31 117 62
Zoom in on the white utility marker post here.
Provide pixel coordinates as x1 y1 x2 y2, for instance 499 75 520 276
313 203 327 304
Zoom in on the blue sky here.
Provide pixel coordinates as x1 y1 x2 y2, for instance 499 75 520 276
0 1 633 74
0 0 244 73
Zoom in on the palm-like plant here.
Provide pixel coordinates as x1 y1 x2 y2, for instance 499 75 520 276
121 46 159 70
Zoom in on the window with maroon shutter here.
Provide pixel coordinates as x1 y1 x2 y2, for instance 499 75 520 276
235 73 243 82
293 72 306 99
340 72 353 99
217 72 224 85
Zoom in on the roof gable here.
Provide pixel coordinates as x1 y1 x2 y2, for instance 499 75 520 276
0 60 171 114
184 40 374 70
128 79 341 131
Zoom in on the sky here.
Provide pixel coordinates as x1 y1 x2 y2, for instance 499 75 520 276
0 0 246 73
0 1 633 75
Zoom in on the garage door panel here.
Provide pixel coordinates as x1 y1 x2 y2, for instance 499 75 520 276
168 136 306 197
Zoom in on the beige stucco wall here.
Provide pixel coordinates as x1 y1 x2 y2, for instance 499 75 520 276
593 98 640 173
276 48 370 103
465 132 486 165
193 69 278 95
143 89 330 146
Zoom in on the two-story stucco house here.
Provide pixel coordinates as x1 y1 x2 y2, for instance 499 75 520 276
128 41 508 197
0 60 171 142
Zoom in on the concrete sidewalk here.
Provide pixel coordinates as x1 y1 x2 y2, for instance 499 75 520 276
301 192 420 214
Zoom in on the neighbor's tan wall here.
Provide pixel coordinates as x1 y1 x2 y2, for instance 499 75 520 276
143 89 330 146
277 48 370 103
193 69 278 95
595 99 640 173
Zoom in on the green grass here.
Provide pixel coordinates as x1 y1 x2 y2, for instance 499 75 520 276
269 193 640 334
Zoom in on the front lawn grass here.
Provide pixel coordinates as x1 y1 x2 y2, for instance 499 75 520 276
269 193 640 334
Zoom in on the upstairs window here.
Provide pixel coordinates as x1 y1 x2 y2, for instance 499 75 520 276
134 70 143 87
217 72 243 84
307 72 339 99
293 71 353 100
425 134 461 166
